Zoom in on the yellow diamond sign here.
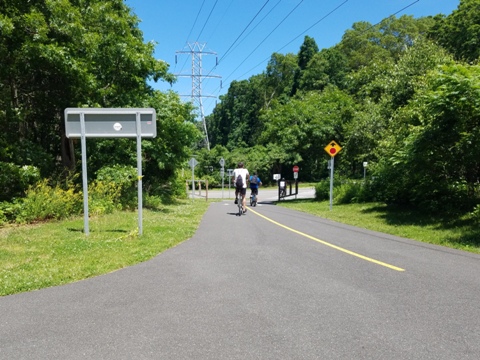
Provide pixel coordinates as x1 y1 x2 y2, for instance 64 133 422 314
324 140 342 157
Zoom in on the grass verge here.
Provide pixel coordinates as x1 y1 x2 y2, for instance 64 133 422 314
277 199 480 254
0 199 210 296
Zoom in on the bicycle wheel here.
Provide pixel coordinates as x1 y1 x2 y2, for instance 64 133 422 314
237 194 243 216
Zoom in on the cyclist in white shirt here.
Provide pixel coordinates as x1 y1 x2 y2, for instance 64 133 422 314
232 162 249 214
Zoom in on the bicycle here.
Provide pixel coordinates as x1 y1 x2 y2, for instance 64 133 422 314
250 192 257 207
236 191 243 216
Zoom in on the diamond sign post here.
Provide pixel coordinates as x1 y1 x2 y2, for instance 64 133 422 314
324 140 342 211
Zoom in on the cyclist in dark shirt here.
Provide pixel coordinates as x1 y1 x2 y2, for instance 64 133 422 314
249 172 262 205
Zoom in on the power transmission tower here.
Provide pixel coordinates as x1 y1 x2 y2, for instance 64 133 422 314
175 42 221 151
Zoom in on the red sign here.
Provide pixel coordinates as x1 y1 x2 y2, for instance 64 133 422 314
293 165 299 173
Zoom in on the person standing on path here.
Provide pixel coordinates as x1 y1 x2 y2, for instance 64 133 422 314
233 162 249 213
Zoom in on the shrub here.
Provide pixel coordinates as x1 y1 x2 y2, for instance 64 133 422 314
15 180 82 223
316 177 378 204
334 181 363 204
315 179 330 201
88 180 122 216
0 163 40 201
95 165 137 209
148 171 188 201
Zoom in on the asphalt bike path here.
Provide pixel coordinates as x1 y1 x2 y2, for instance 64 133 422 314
1 200 480 359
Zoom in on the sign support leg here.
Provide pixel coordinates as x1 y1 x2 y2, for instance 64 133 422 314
330 156 334 211
80 113 89 235
136 112 143 235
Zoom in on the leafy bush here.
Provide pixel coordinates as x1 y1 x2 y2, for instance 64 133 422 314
315 179 330 201
14 180 82 223
316 177 377 204
334 181 363 204
144 194 163 210
88 180 123 216
0 208 7 226
0 163 40 201
95 165 137 209
148 171 189 201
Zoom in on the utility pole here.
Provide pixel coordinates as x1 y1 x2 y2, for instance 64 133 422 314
175 42 221 151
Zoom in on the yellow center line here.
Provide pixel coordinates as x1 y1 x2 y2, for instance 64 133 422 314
249 207 405 272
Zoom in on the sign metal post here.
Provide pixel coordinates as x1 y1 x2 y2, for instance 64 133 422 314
189 157 199 200
220 158 225 199
324 140 342 211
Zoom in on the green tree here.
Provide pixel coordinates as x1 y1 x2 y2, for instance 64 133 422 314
291 35 319 95
264 52 298 106
374 63 480 211
260 86 355 180
0 0 173 175
300 47 349 92
207 76 264 149
430 0 480 62
339 15 435 71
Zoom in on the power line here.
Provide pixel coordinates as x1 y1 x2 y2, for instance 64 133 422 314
213 0 348 92
203 0 423 113
177 0 207 74
226 0 283 59
195 0 220 43
235 0 421 81
223 0 304 84
218 0 271 64
362 0 420 32
204 0 236 44
202 0 283 90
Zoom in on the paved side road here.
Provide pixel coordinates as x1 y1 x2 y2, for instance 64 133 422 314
1 201 480 359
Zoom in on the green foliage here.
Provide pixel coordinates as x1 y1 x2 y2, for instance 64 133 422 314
315 179 330 201
3 1 477 222
0 0 174 175
430 0 480 62
207 74 269 149
88 180 123 216
315 178 375 204
0 163 41 201
95 165 137 209
260 86 355 181
300 47 349 92
144 90 202 187
373 62 480 212
14 180 82 223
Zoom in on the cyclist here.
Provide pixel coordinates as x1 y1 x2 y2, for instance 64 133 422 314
249 172 262 206
233 162 249 214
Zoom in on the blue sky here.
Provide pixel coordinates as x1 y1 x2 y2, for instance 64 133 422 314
124 0 460 116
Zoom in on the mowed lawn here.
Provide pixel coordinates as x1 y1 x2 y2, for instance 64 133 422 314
0 199 210 296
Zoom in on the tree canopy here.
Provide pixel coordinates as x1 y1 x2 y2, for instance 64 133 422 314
2 0 480 215
205 0 480 213
0 0 199 201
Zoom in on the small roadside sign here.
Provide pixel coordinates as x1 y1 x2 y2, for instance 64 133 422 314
188 157 198 169
324 140 342 157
